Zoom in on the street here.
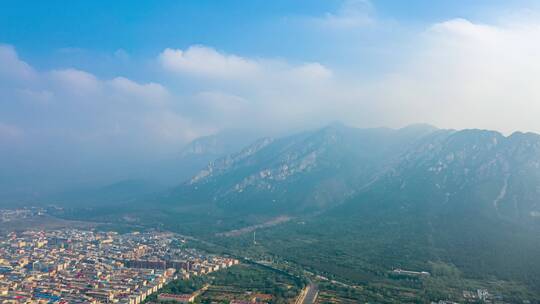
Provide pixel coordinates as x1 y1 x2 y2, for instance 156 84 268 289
297 283 318 304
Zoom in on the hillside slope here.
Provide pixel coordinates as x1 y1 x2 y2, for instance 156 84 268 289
161 124 438 219
252 128 540 293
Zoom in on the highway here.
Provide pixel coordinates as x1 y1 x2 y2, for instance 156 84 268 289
297 283 318 304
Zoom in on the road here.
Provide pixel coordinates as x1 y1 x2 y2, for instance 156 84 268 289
216 215 292 237
297 283 318 304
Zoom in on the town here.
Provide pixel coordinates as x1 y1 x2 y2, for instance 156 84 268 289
0 228 239 303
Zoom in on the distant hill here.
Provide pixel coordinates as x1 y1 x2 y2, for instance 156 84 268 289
167 123 438 217
39 130 261 208
72 124 540 229
180 131 260 158
141 130 263 186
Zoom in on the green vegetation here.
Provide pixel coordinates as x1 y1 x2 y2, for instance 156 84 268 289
144 276 209 303
199 223 540 303
159 276 208 294
145 264 302 304
203 264 302 303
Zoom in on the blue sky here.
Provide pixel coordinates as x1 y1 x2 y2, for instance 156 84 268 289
2 0 537 73
2 0 540 193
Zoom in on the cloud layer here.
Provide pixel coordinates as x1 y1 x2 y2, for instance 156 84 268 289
154 16 540 135
3 17 540 153
159 46 260 79
367 17 540 132
0 45 206 153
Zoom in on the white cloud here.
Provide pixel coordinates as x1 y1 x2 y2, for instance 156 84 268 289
158 45 334 84
195 91 247 111
16 89 54 105
289 63 333 82
312 0 375 29
49 68 102 97
143 111 212 144
109 77 169 106
156 45 340 132
366 17 540 133
0 44 37 84
159 46 260 79
156 14 540 135
0 45 209 159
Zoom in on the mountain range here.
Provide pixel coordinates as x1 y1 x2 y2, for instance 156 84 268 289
58 123 540 292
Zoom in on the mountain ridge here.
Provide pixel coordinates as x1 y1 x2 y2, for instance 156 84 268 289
56 123 540 294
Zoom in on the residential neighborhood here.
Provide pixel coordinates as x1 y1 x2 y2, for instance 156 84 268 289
0 228 238 303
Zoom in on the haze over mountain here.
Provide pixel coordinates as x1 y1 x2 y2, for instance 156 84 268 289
4 1 540 209
172 123 438 216
56 123 540 228
18 130 263 207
